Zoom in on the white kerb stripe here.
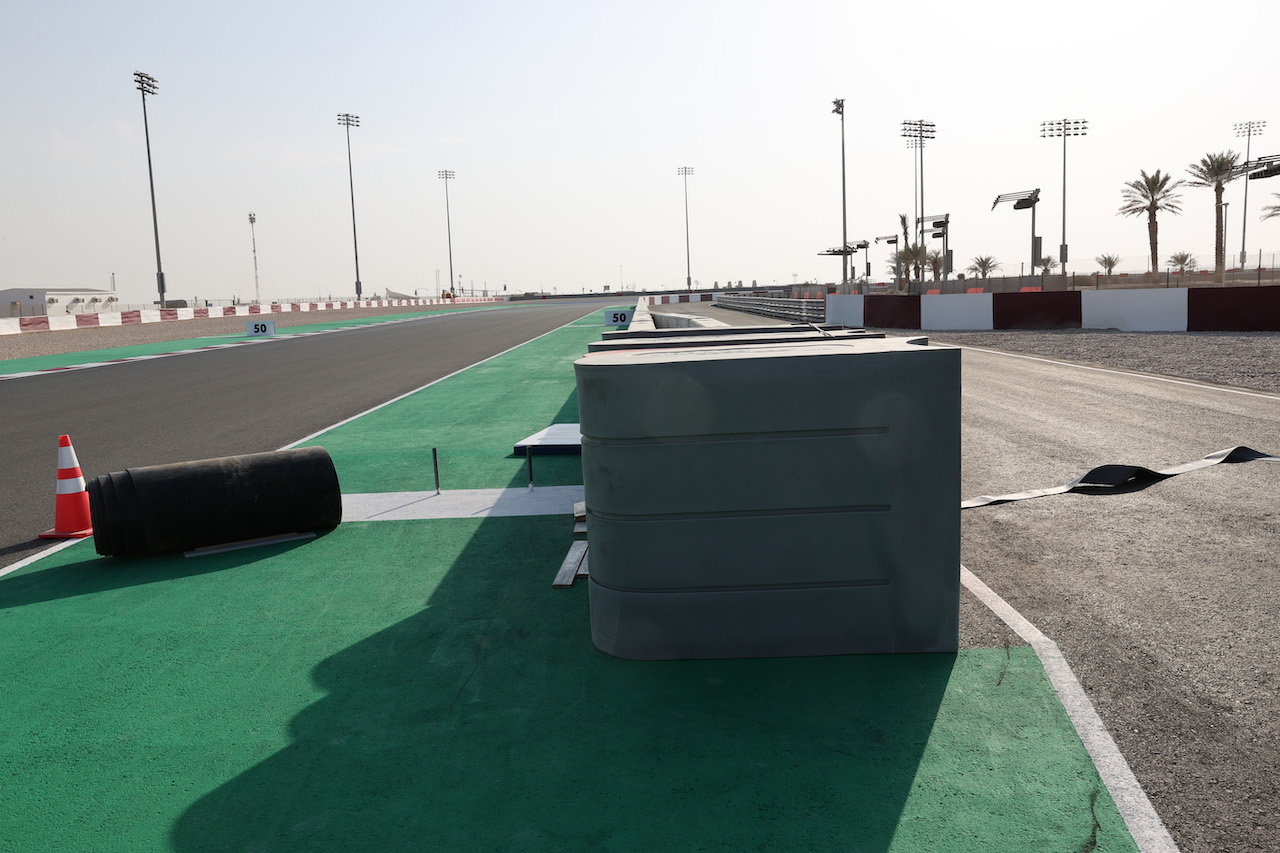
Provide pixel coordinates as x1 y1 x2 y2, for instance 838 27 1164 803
57 476 86 494
960 565 1180 853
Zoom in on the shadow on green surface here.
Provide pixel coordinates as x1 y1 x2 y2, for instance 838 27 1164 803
0 537 320 611
170 515 955 852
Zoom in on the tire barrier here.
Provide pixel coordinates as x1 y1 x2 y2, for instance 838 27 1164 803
961 446 1279 509
87 447 342 557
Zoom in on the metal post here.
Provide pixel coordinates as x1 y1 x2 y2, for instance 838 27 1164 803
134 72 166 309
1234 121 1266 266
526 449 534 490
833 100 848 288
439 171 455 297
679 167 694 290
248 212 260 304
433 447 441 494
1030 202 1037 277
338 114 362 299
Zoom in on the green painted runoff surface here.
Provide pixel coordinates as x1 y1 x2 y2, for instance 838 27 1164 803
0 306 1140 851
301 322 603 492
0 304 509 375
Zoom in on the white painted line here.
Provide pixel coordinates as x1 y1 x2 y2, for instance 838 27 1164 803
342 486 584 521
0 538 82 580
960 564 1181 853
955 345 1280 401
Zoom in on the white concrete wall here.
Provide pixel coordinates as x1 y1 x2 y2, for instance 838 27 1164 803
921 293 994 331
825 294 863 327
1082 288 1188 331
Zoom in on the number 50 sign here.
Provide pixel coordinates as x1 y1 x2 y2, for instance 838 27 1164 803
607 310 631 327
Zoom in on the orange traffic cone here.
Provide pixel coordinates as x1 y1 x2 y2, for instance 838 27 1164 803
39 434 93 539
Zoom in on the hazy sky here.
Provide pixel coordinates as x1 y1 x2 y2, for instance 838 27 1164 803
3 0 1275 305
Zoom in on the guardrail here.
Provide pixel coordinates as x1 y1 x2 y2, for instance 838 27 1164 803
715 294 825 324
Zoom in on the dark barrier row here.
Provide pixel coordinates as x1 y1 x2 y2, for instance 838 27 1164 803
858 286 1280 331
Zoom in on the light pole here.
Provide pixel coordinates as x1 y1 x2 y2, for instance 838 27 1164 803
337 113 362 299
1234 121 1266 266
1040 118 1088 277
134 71 166 309
1220 202 1229 273
875 234 901 285
993 190 1041 277
248 212 260 304
906 137 923 244
678 166 694 290
438 171 455 297
901 120 936 246
833 100 848 287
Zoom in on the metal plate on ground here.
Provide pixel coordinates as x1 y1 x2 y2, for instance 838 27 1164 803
514 423 582 456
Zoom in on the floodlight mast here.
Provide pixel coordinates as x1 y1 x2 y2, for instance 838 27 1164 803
1234 121 1266 266
1040 118 1088 276
992 190 1041 275
833 100 848 288
248 212 260 304
901 120 936 245
337 113 362 299
134 71 166 309
678 167 694 290
438 171 456 297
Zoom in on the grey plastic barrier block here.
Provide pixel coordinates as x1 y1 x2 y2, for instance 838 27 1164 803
574 338 960 660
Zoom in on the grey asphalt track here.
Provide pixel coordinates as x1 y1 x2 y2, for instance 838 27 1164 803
0 298 614 570
955 347 1280 853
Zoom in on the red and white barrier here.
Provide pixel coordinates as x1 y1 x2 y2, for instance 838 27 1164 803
827 287 1278 332
0 297 506 336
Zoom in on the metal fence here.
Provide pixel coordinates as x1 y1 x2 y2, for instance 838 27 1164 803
716 294 825 324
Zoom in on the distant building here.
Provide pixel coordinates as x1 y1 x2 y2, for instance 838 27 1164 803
0 288 120 318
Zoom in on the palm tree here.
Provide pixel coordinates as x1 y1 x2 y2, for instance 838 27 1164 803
966 256 1000 279
1118 169 1184 275
1262 192 1280 221
1095 253 1120 281
894 243 928 287
1167 251 1196 277
1039 256 1059 274
927 249 944 281
1187 151 1241 282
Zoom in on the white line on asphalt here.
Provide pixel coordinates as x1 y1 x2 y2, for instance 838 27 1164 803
0 538 81 580
956 345 1280 401
960 565 1181 853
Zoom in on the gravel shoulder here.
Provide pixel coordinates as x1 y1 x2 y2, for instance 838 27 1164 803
925 329 1280 395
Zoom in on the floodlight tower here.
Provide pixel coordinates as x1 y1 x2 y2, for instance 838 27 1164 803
337 113 362 299
901 120 936 245
678 167 694 290
1040 118 1088 276
1234 120 1266 266
438 171 456 296
992 190 1041 275
134 71 167 309
833 100 848 287
248 212 260 304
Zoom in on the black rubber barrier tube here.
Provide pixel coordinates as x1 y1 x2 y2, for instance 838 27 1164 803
87 447 342 557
